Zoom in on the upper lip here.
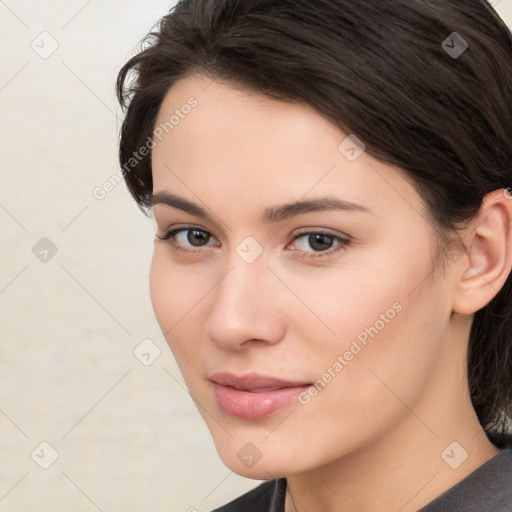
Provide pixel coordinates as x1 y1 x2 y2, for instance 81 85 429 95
210 372 311 392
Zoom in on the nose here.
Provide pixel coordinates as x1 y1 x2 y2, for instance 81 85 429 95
204 256 287 351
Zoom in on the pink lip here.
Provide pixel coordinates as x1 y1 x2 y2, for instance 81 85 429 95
210 372 312 420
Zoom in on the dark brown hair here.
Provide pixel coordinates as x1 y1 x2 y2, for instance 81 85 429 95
117 0 512 446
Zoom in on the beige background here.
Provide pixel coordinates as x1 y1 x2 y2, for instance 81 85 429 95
1 1 511 510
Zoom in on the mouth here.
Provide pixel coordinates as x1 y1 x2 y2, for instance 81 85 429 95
210 372 313 420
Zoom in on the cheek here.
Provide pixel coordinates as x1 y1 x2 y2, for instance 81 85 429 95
149 249 176 334
286 243 448 404
149 249 200 349
289 233 438 355
149 248 216 376
276 257 407 357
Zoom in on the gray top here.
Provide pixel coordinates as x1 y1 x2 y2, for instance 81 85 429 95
213 437 512 511
419 443 512 512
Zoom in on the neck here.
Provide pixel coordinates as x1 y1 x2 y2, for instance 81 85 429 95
285 316 500 512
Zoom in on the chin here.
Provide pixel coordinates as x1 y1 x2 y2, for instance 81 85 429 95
210 434 305 480
219 452 289 480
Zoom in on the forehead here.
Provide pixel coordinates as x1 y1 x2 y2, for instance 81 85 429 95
151 74 424 224
152 74 340 166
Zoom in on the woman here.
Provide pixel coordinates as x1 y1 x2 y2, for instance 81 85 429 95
116 0 512 510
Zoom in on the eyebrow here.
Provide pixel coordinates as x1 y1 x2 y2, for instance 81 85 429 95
150 192 373 223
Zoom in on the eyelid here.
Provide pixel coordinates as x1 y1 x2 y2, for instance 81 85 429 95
286 229 351 257
156 223 215 239
156 225 352 258
290 226 349 238
156 225 220 253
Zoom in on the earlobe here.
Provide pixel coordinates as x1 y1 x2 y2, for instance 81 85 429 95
452 189 512 315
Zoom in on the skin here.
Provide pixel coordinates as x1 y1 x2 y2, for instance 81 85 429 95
149 74 512 512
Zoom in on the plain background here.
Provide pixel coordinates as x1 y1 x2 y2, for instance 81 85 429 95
1 1 511 510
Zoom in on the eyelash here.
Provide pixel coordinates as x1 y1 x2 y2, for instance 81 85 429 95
156 227 351 259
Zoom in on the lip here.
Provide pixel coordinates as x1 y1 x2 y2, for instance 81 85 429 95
210 372 312 420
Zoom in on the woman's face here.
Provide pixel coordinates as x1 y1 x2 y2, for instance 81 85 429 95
149 74 455 478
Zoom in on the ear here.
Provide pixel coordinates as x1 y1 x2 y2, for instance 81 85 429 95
452 189 512 315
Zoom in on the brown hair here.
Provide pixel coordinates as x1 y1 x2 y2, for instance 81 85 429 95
117 0 512 446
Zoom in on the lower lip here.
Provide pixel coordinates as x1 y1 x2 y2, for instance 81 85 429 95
212 382 310 420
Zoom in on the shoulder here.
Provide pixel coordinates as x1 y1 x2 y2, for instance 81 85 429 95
211 479 285 512
420 437 512 512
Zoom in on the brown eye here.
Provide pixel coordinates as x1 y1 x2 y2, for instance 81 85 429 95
308 233 336 251
157 227 220 250
294 232 349 253
291 231 349 254
187 229 211 246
